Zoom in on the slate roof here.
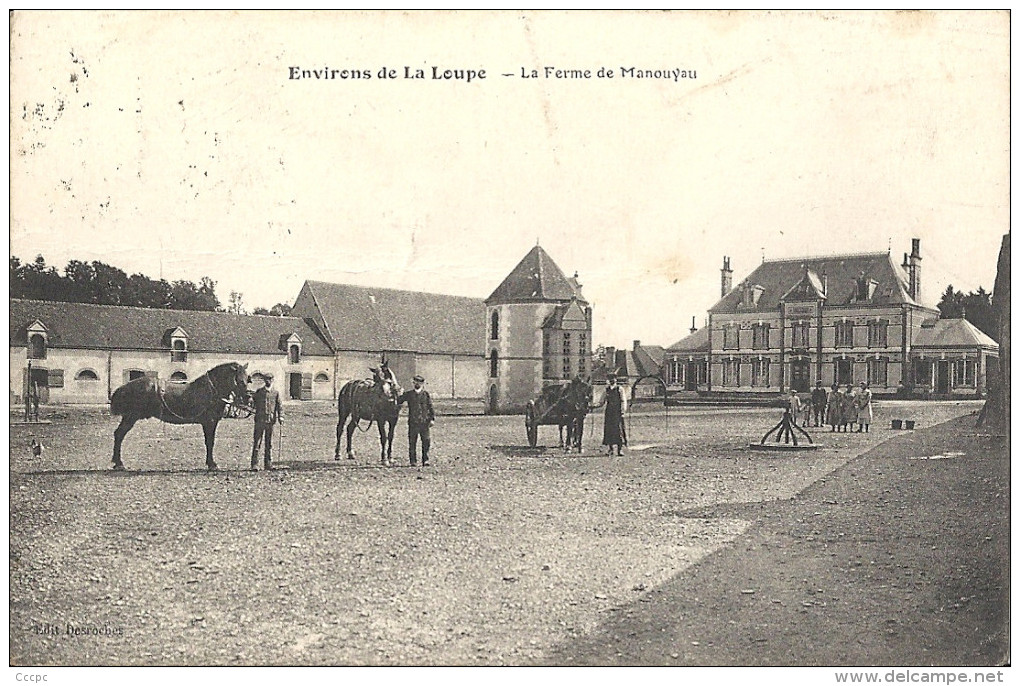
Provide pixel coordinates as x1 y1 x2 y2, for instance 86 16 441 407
634 344 665 372
913 318 999 349
666 326 710 353
709 252 924 313
486 246 587 304
9 299 334 356
300 281 485 356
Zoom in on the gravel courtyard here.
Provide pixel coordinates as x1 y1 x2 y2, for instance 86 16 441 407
9 400 994 665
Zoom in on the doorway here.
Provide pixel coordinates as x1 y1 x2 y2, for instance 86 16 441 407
936 361 951 394
790 360 810 392
25 367 49 404
488 384 499 414
289 373 303 400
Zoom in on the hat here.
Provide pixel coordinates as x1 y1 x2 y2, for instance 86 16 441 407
413 375 425 382
263 373 274 380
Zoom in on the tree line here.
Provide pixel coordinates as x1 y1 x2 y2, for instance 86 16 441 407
10 254 291 316
936 285 995 338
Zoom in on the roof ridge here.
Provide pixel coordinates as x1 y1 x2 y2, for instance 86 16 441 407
10 297 313 323
760 251 890 265
304 279 484 303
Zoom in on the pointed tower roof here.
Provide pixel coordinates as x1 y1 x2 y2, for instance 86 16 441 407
486 246 586 305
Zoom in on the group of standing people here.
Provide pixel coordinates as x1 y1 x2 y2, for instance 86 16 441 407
791 380 873 433
249 370 436 471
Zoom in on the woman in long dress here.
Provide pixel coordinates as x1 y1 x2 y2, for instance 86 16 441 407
827 383 842 432
842 385 858 432
855 381 873 432
602 375 627 456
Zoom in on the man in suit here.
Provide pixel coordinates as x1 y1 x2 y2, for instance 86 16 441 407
251 373 284 471
398 374 435 466
810 379 828 427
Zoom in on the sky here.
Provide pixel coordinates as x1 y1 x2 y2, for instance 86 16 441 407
9 11 1010 349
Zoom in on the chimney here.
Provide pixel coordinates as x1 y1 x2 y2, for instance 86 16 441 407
822 273 828 295
633 340 641 351
721 256 733 298
690 316 697 334
908 238 922 301
605 346 616 370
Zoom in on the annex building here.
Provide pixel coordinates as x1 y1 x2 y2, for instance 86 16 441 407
663 239 998 398
8 299 336 405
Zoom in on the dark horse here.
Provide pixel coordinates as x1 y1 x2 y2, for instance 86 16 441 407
109 362 251 471
335 363 402 465
528 376 593 452
561 376 594 453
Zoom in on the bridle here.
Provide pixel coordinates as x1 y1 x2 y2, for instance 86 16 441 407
158 365 249 423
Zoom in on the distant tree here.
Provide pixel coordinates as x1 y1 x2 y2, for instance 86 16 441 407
90 261 129 305
252 307 271 315
269 303 292 317
938 284 996 338
10 256 25 298
10 253 221 312
227 290 245 315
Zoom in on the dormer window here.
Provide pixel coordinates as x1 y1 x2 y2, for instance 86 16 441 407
167 327 189 363
742 285 765 307
281 333 302 364
854 276 879 302
26 320 48 359
172 339 187 363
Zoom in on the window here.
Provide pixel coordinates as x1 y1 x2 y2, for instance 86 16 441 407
314 372 330 383
834 359 853 385
562 355 571 380
723 325 739 350
490 310 499 340
578 355 586 375
868 359 888 386
75 369 99 381
868 320 888 348
562 332 571 356
288 344 301 364
695 361 708 385
953 360 975 387
28 334 46 360
543 331 551 354
723 359 740 386
171 339 187 363
170 371 188 382
752 323 770 350
490 349 499 378
791 321 811 348
668 359 682 384
751 358 770 387
579 332 587 357
835 321 854 348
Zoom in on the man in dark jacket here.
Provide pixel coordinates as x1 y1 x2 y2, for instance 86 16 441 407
398 374 435 466
810 379 828 427
251 373 283 471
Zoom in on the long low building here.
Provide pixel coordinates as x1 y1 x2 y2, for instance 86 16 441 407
9 299 336 405
291 280 487 403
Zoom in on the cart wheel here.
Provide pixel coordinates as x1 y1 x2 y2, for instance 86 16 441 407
525 404 538 448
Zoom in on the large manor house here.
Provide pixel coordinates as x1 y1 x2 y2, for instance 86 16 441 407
9 240 997 411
